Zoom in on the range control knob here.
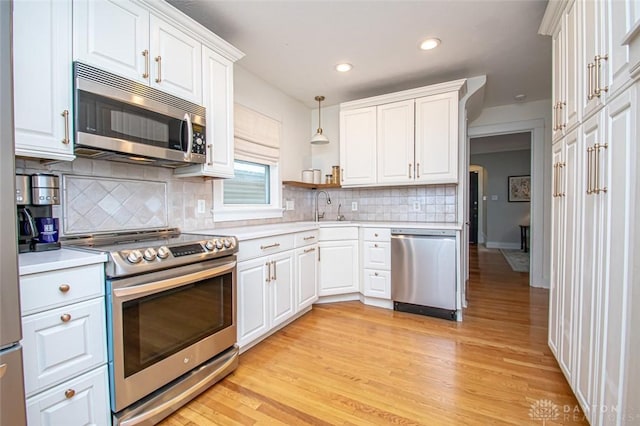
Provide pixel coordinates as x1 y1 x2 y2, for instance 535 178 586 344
143 248 157 261
214 239 223 250
205 240 215 251
126 250 143 264
195 137 203 146
223 238 232 248
157 246 170 259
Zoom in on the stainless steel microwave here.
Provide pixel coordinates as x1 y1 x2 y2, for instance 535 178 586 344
73 62 206 168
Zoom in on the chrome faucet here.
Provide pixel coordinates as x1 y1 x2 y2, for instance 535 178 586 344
336 203 345 221
314 190 331 222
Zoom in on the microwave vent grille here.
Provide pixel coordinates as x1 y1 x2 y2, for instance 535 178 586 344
74 62 205 118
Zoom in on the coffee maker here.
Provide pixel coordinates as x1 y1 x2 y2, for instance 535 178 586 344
16 173 61 253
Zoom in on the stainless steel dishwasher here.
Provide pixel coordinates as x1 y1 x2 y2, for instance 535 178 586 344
391 229 457 320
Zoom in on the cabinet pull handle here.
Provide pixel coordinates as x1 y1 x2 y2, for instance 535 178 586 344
374 233 378 237
318 246 321 262
60 313 71 323
303 236 315 241
260 243 280 250
155 56 162 83
265 262 271 283
586 146 593 194
416 163 420 178
374 243 378 248
303 247 316 253
594 54 609 97
142 50 149 78
559 102 566 128
374 272 379 276
594 143 608 194
587 63 593 100
408 163 412 179
560 162 566 197
552 163 557 197
271 260 276 281
552 103 558 131
207 144 213 166
341 168 344 182
61 110 70 145
65 389 75 399
59 284 70 293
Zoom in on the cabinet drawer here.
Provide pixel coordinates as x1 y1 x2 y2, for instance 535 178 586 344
237 234 295 262
363 241 391 270
26 365 110 426
362 228 391 242
20 264 104 316
22 298 107 397
363 269 391 299
295 230 319 247
319 226 358 241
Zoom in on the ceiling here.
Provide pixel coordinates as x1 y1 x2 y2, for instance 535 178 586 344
168 0 551 109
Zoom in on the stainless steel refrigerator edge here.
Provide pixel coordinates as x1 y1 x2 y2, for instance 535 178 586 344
0 0 27 424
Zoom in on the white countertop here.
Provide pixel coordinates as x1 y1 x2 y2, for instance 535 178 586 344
19 248 107 276
191 220 461 241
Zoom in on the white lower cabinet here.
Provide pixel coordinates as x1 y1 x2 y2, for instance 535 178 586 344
296 245 318 310
20 262 109 426
237 230 318 349
318 240 359 296
362 269 391 299
361 228 392 304
26 366 110 426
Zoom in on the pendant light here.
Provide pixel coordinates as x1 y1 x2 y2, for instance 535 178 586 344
311 95 330 145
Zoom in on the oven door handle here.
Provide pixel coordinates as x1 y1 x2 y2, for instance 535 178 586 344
183 113 193 161
113 261 236 299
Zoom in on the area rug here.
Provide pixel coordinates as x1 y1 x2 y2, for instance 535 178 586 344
500 249 530 273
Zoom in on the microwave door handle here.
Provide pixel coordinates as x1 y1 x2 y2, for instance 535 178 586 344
183 113 193 161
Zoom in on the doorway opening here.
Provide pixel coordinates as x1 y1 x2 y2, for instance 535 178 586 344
468 132 532 279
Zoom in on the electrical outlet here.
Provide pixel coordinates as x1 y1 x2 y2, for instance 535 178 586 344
351 201 358 211
412 201 421 212
491 195 498 201
197 199 206 214
285 200 295 211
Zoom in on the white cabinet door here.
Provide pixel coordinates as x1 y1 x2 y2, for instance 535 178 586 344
318 241 359 296
363 242 391 270
270 251 295 328
575 111 605 422
580 0 607 118
26 365 110 426
174 46 235 178
549 142 564 358
296 246 318 310
21 298 107 397
340 107 377 186
414 92 458 183
150 15 202 104
377 100 415 184
596 88 635 425
363 269 391 299
564 0 580 131
552 19 566 142
605 0 632 100
73 0 149 84
237 258 269 347
13 0 74 161
560 129 579 380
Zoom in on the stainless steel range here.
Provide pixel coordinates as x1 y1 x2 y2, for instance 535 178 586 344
64 228 239 425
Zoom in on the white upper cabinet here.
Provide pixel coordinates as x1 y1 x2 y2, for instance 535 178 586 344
174 46 235 178
73 0 202 104
13 0 75 161
377 100 415 184
340 107 377 186
415 92 458 183
73 0 149 85
149 15 202 103
340 80 465 187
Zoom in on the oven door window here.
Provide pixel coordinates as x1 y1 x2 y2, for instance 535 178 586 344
122 273 232 378
77 90 187 151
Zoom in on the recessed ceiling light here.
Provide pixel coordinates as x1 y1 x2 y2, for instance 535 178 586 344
514 94 527 102
419 38 441 50
335 63 353 72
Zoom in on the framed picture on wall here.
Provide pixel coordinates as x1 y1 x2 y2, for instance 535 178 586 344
508 175 530 202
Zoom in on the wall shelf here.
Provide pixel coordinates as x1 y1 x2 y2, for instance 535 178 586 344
282 181 341 190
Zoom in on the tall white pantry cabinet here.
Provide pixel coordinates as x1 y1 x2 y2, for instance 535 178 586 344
541 0 639 424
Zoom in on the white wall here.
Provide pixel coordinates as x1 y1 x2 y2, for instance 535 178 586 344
234 65 312 181
469 98 552 288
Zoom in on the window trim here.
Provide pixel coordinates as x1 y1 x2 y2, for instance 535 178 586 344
212 162 282 222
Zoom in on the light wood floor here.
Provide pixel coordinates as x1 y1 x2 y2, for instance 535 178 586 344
160 246 586 425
